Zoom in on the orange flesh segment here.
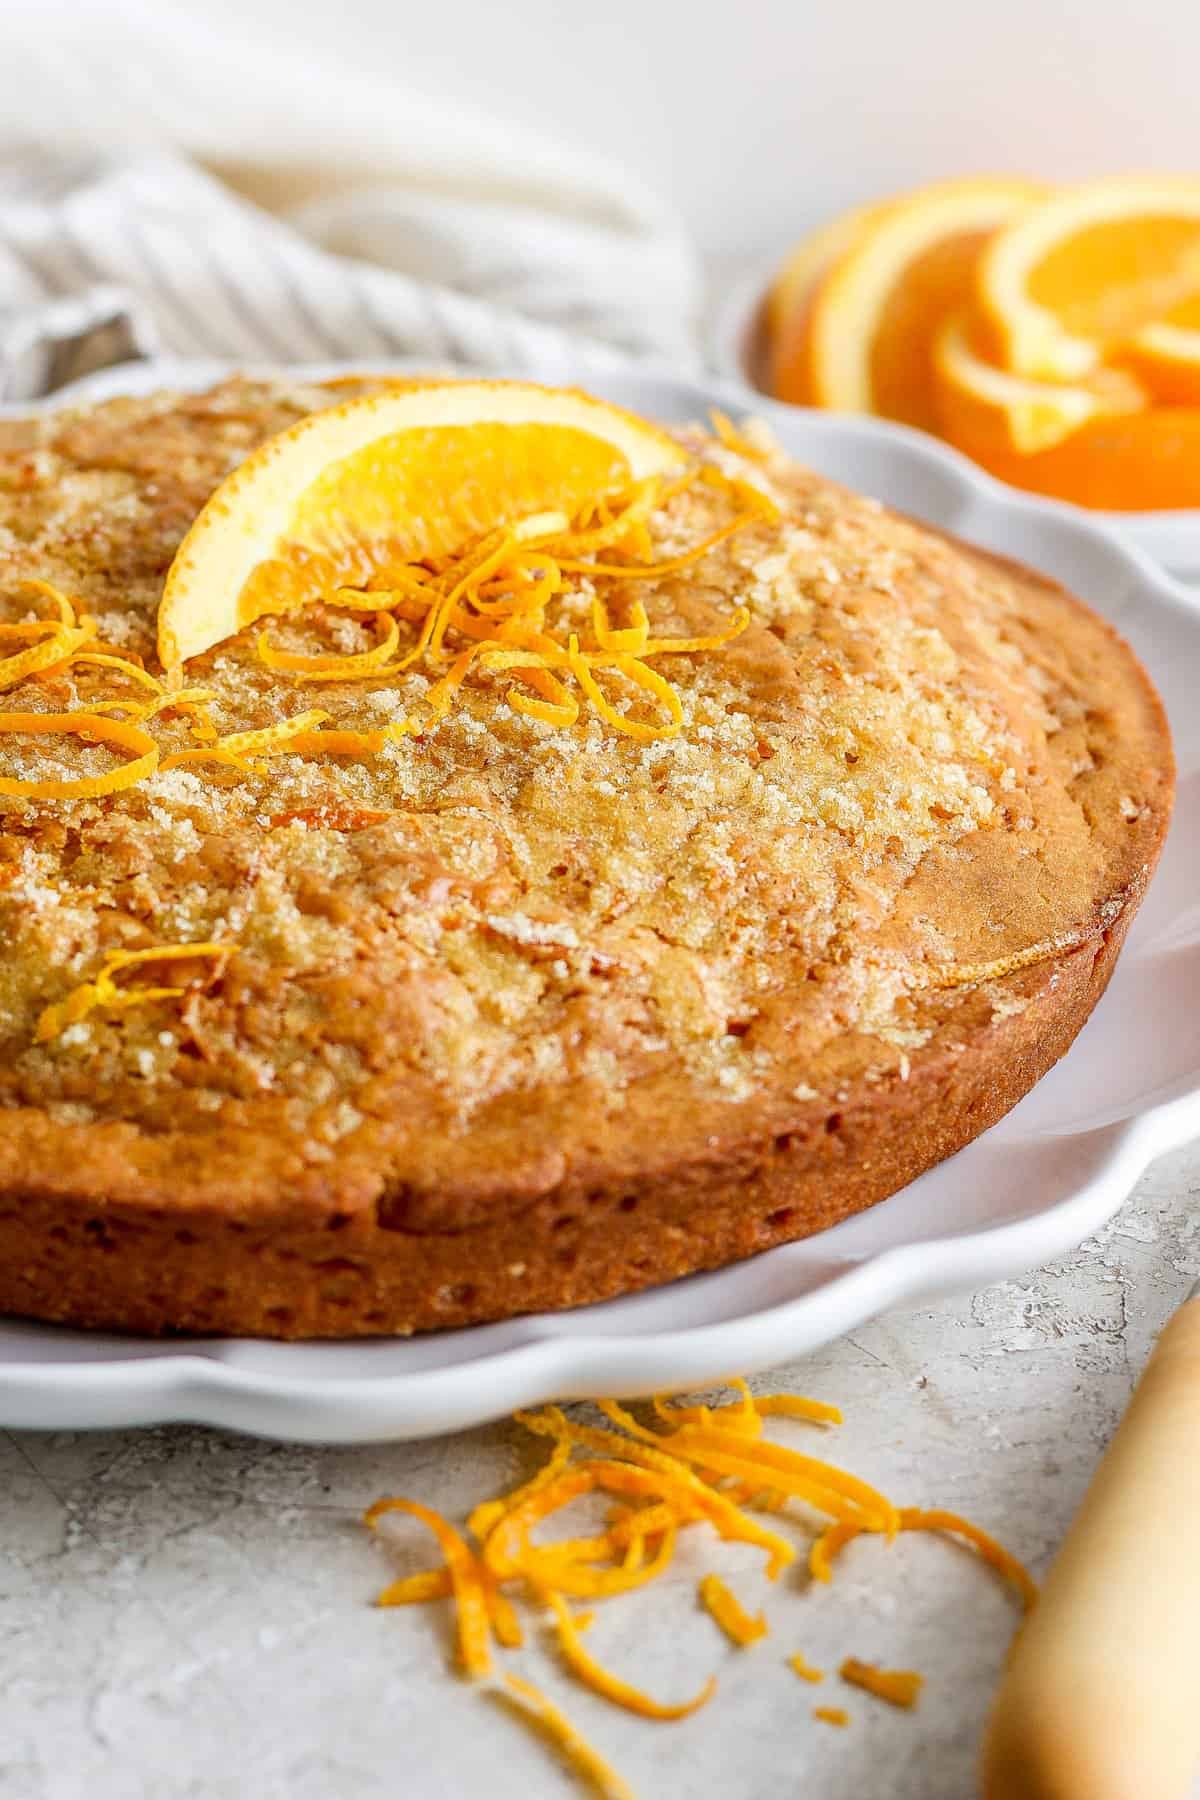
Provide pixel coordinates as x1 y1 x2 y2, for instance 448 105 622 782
1118 290 1200 403
1026 215 1200 340
157 382 681 668
942 405 1200 511
931 312 1147 457
867 226 1000 430
268 423 628 600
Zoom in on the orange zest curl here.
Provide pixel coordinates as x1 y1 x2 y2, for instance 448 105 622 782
698 1573 768 1647
839 1657 924 1710
497 1674 636 1800
809 1505 1038 1612
547 1592 716 1721
36 941 233 1043
375 1567 454 1607
365 1383 1036 1799
0 582 97 690
365 1496 493 1679
659 1423 899 1533
258 465 757 746
286 728 388 757
709 409 771 462
788 1652 825 1684
257 612 400 681
0 711 159 801
897 1507 1039 1611
159 709 332 772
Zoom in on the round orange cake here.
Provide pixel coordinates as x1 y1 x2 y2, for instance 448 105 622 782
0 378 1173 1337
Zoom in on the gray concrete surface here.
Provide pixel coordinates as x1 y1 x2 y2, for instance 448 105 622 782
3 1142 1198 1800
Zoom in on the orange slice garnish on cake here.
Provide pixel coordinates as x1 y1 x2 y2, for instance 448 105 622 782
156 381 683 669
804 178 1047 429
976 176 1200 382
932 312 1147 456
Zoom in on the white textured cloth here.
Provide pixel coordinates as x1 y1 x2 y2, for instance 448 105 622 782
0 0 700 401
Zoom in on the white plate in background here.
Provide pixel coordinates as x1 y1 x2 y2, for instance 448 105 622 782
0 356 1197 1442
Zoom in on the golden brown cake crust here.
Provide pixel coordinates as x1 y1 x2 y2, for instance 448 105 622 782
0 381 1173 1337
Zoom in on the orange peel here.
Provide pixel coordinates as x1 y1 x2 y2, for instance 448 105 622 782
547 1592 715 1721
0 711 159 801
976 175 1200 381
805 177 1046 426
698 1573 767 1647
36 941 232 1043
157 380 682 669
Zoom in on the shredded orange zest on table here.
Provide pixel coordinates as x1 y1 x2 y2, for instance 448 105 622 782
514 1407 795 1577
809 1503 1038 1611
364 1384 1036 1797
498 1673 636 1800
365 1496 493 1678
661 1424 899 1533
788 1652 825 1683
896 1508 1040 1612
375 1567 454 1607
698 1573 768 1647
756 1394 844 1427
840 1657 924 1710
36 942 234 1043
548 1592 716 1720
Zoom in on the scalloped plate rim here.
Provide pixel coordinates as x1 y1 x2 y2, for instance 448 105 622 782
0 354 1196 1443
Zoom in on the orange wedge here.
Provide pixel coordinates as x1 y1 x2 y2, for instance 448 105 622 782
977 177 1200 381
805 178 1047 428
932 312 1147 456
939 400 1200 511
157 381 683 669
1119 292 1200 403
765 200 895 402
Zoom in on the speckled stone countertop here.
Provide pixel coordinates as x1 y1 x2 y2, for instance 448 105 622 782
4 1141 1199 1800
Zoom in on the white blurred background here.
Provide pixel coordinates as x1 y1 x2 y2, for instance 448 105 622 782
197 0 1196 255
1 0 1196 404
